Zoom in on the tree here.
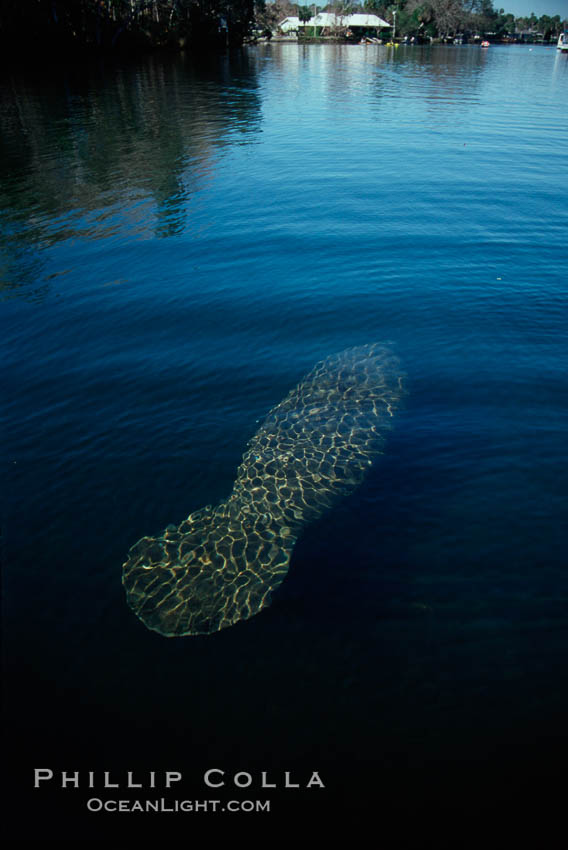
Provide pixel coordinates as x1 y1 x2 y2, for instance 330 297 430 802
363 0 390 14
0 0 260 59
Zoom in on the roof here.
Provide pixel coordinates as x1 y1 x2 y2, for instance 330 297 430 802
301 13 390 28
278 12 391 32
278 17 300 32
345 14 390 28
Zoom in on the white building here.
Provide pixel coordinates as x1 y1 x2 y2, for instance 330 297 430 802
343 14 391 29
278 17 300 33
303 13 390 31
277 12 390 37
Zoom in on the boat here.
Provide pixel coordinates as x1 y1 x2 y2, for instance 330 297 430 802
481 40 490 48
557 32 568 52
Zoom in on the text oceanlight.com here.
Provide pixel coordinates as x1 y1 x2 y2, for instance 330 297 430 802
86 798 270 813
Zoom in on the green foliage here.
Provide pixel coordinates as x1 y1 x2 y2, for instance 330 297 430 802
365 0 567 39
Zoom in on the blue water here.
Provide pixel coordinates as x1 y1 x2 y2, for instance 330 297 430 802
2 44 567 841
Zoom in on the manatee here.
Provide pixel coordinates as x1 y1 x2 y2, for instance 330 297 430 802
123 343 404 636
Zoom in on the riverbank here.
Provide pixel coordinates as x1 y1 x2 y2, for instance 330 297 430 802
270 34 562 47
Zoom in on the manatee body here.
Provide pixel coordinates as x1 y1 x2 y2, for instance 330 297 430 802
123 343 404 636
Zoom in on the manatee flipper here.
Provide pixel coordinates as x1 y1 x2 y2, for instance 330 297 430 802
123 343 404 636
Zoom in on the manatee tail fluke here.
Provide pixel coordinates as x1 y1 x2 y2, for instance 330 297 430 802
123 523 294 636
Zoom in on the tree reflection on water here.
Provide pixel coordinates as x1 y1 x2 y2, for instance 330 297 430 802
0 50 262 298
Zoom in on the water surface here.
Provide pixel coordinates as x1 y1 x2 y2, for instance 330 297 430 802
2 43 567 842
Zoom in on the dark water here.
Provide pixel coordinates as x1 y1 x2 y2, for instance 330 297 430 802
2 44 567 841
